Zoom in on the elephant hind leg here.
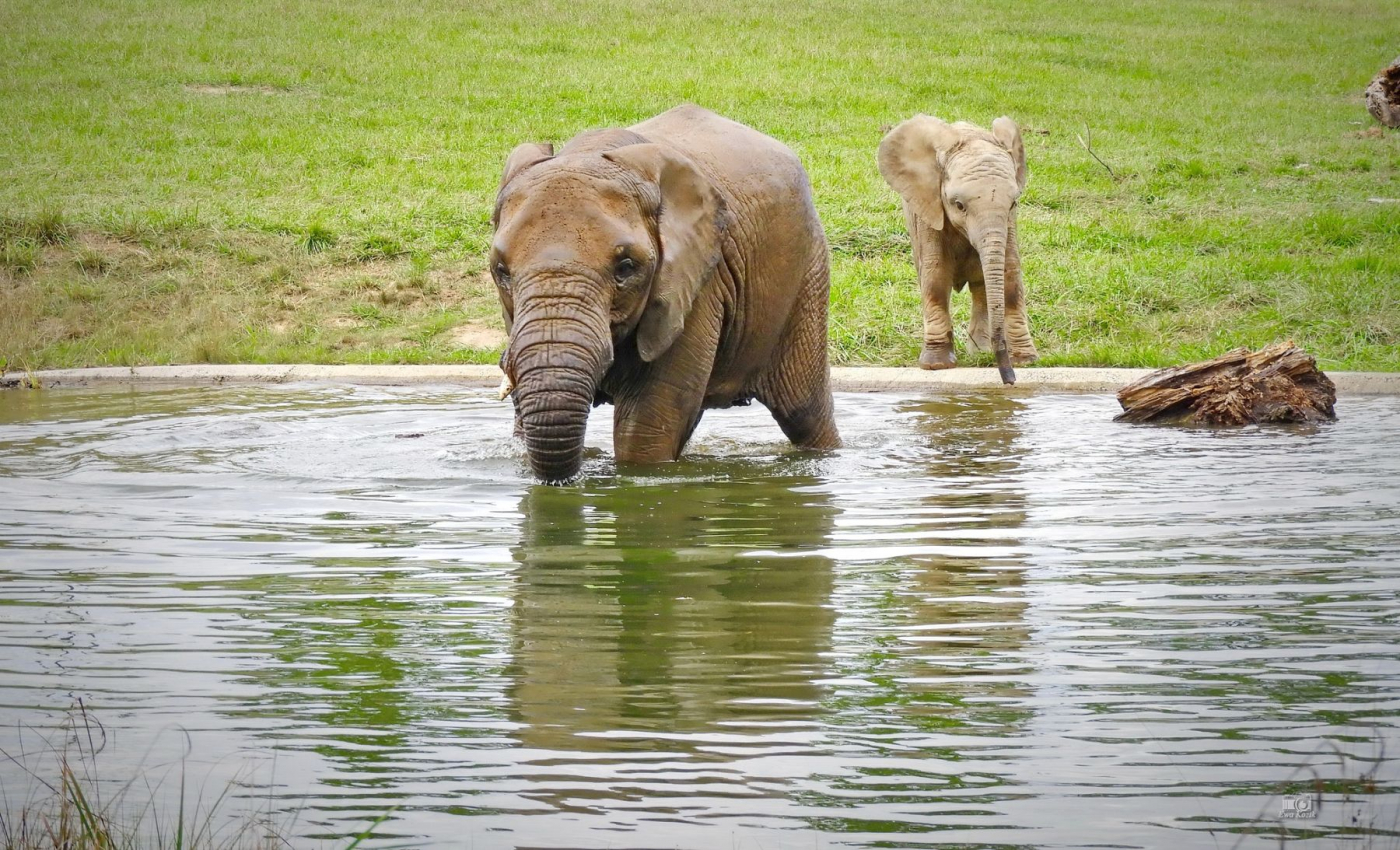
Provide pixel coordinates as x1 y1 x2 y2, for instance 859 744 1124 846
757 259 841 451
999 289 1035 368
1005 228 1037 365
1005 281 1037 365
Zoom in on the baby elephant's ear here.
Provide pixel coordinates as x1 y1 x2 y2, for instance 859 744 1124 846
604 143 727 363
878 115 958 231
497 142 554 195
991 117 1028 191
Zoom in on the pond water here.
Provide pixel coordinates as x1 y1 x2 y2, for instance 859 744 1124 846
0 386 1397 848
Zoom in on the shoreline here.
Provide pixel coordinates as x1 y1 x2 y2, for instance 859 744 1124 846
4 364 1398 395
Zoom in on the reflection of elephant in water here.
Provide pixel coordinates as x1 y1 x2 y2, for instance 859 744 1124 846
901 395 1032 712
906 394 1027 480
493 104 839 483
507 477 835 749
879 116 1037 383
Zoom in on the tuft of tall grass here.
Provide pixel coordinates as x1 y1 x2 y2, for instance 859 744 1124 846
0 704 397 850
300 223 335 254
0 704 269 849
30 209 72 246
1 210 71 246
354 234 406 261
73 248 112 276
1 239 39 275
0 210 78 276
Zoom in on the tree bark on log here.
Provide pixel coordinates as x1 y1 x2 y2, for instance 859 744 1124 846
1115 341 1336 425
1367 57 1400 129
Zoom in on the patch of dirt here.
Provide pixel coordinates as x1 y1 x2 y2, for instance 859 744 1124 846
75 233 148 262
1353 127 1387 139
183 83 287 96
304 259 400 293
450 324 507 350
37 316 88 343
428 267 495 296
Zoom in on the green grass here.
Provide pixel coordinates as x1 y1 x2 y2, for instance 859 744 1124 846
1 0 1398 370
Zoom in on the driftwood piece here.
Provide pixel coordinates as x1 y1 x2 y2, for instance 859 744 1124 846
1115 341 1336 425
1367 57 1400 129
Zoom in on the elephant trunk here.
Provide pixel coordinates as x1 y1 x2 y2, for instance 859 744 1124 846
978 226 1016 385
505 286 613 484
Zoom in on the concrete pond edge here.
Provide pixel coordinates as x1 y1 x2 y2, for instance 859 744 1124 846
3 364 1398 395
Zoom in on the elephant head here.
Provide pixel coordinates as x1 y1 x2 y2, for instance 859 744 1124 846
492 134 728 483
878 115 1028 384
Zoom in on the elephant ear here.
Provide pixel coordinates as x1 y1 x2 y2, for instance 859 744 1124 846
878 115 958 231
493 143 553 328
604 143 727 363
496 142 554 198
991 117 1028 191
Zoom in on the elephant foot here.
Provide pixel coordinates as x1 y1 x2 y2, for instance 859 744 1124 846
1012 349 1039 367
919 346 957 370
967 330 992 353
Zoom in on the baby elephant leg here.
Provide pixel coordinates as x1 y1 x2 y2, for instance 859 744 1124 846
1005 232 1037 365
1006 286 1037 365
968 282 992 353
918 273 957 370
911 215 956 370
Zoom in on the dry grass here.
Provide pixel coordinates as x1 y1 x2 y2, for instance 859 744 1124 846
0 217 506 371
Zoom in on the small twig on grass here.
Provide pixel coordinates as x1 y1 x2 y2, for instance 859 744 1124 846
1076 123 1117 179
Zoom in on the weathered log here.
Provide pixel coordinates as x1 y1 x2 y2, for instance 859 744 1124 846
1115 341 1336 425
1366 57 1400 129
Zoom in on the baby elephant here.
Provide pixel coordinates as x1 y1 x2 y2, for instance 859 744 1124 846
493 105 840 483
878 115 1037 383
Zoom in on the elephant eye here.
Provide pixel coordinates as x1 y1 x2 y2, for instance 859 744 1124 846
614 256 638 283
493 261 510 284
953 199 966 212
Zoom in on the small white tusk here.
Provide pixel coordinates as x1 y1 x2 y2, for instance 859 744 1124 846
497 374 514 401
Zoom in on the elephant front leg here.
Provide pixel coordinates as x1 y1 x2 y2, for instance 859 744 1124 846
909 211 957 370
613 396 704 464
612 309 720 464
918 270 957 370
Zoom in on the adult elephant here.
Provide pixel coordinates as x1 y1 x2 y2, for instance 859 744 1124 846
492 105 840 483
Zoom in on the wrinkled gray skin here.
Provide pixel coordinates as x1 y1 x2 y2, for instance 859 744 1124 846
878 115 1037 384
493 105 840 483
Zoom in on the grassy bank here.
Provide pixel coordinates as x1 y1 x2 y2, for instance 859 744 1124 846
1 0 1397 371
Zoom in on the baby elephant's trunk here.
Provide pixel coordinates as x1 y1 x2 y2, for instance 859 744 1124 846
979 228 1016 385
